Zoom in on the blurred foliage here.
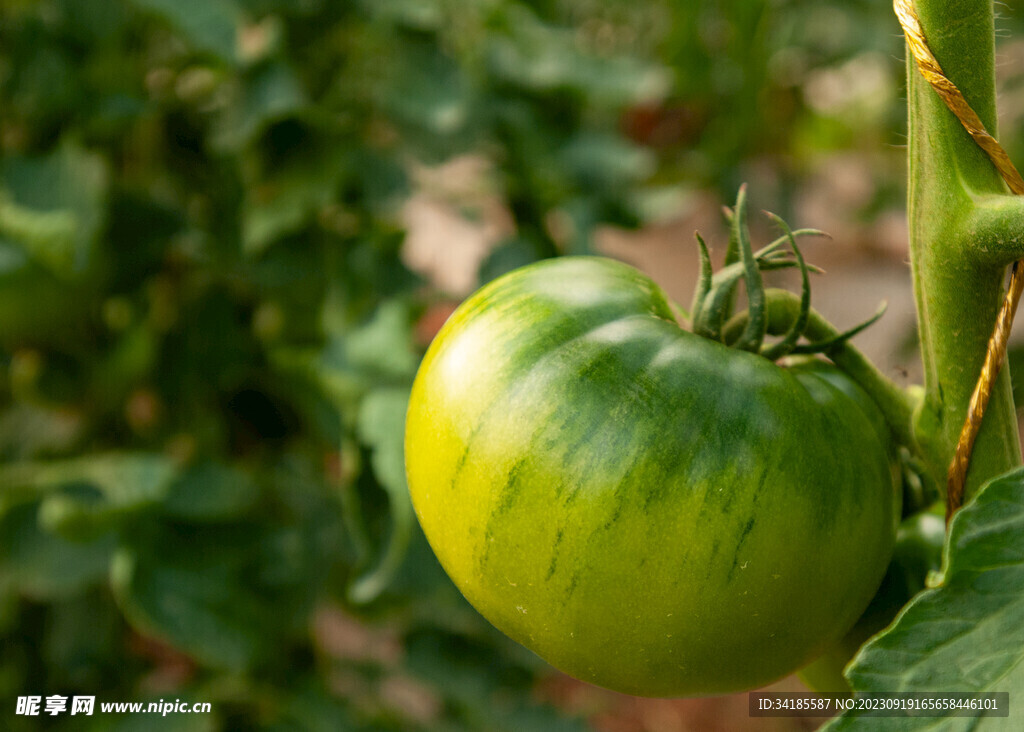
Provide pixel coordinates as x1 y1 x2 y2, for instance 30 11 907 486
3 0 1022 730
0 1 669 729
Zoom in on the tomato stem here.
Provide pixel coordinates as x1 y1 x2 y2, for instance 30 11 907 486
689 189 826 344
690 232 714 337
759 215 811 361
727 290 919 451
731 186 769 353
903 0 1022 497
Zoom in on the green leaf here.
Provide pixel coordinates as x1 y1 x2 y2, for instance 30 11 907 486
829 467 1024 730
405 628 590 732
110 495 332 672
348 387 414 604
487 5 668 105
43 591 121 688
344 300 420 381
379 40 471 138
560 133 656 190
240 135 343 255
0 199 76 272
161 461 259 521
264 685 358 732
0 404 84 462
0 140 108 276
89 324 159 407
357 387 410 497
478 238 539 284
111 542 264 670
0 502 115 600
129 0 242 62
214 63 306 150
2 454 178 540
315 298 419 422
38 489 120 543
363 0 446 31
0 453 177 508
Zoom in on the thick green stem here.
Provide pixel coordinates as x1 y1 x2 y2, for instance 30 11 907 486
907 0 1022 498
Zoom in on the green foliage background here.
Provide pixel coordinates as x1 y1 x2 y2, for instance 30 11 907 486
2 0 1024 729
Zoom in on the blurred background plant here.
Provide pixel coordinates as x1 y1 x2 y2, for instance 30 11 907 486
4 1 1024 730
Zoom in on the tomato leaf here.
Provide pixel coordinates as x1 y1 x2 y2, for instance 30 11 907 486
343 300 420 381
42 591 121 687
0 404 83 461
161 461 259 521
478 238 540 284
1 454 177 542
560 133 656 190
828 466 1024 729
111 518 324 671
129 0 242 62
364 0 446 31
488 5 668 104
213 62 307 153
0 453 176 507
0 140 108 276
348 387 414 604
0 502 115 600
405 628 593 732
378 40 471 140
111 547 264 671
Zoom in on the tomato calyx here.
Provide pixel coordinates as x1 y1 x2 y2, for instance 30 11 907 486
689 187 935 496
689 184 884 361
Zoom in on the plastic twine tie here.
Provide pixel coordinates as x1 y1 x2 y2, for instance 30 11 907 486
895 0 1024 523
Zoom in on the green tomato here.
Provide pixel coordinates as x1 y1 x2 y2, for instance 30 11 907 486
785 355 904 528
798 509 945 694
405 256 898 697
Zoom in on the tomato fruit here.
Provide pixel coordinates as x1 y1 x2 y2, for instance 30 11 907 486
405 256 898 697
798 509 945 693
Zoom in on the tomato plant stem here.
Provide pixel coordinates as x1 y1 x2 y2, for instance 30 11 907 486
802 327 918 456
905 0 1022 497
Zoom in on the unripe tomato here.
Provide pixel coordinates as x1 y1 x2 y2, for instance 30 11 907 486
798 509 944 694
405 256 898 697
